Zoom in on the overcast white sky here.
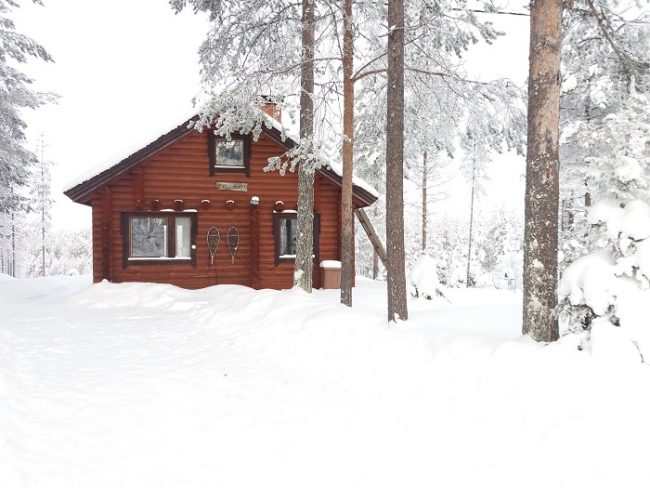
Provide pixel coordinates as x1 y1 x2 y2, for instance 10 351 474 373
13 1 529 231
14 0 208 229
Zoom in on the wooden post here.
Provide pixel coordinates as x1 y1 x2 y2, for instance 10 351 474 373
313 175 322 288
250 203 261 289
100 186 113 281
337 195 342 259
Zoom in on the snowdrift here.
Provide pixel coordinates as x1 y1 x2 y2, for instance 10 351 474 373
1 276 650 488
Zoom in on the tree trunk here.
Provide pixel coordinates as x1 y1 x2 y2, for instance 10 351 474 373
373 250 379 280
11 210 16 278
9 185 16 278
340 0 354 306
40 146 46 277
466 162 476 288
373 204 380 279
421 151 427 251
522 0 562 342
294 0 316 292
386 0 408 322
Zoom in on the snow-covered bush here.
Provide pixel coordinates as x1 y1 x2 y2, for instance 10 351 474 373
560 91 650 265
559 200 650 360
407 254 446 300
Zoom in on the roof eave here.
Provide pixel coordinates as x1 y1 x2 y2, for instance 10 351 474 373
64 116 199 204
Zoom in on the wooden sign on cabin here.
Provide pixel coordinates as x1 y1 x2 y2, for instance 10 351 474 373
216 182 247 192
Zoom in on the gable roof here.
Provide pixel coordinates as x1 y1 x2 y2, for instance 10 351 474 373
64 115 378 207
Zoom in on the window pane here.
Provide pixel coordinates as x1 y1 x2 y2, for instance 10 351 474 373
280 218 297 256
130 217 168 257
175 217 191 258
216 140 244 167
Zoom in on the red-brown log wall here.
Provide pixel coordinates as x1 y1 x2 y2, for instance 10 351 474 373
88 130 349 290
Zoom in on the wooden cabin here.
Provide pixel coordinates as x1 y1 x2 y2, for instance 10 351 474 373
64 109 378 290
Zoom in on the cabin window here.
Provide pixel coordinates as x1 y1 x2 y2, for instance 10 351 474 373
273 212 320 265
216 140 244 168
121 212 197 267
208 132 251 176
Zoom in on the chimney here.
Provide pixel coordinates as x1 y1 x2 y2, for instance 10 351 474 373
260 96 282 123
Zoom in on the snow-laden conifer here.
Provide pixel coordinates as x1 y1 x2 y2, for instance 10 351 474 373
558 0 650 356
0 0 53 214
560 0 650 263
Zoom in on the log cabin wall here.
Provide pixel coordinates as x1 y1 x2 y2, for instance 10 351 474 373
87 130 349 290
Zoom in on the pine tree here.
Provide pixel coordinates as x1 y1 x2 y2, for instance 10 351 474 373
0 0 53 214
522 0 563 342
339 0 355 306
385 0 407 321
31 135 53 276
556 1 649 351
560 0 650 264
294 0 316 292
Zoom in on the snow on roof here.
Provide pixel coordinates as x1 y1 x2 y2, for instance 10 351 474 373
64 110 198 193
260 112 298 142
326 161 379 199
64 108 379 201
264 112 378 198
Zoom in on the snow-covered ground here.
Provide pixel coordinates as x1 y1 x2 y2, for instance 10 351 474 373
1 275 649 488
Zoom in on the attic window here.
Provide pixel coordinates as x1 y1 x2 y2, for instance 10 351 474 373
208 132 251 176
217 140 244 168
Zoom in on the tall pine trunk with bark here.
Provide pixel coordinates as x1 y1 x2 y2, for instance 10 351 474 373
522 0 562 342
466 160 476 288
386 0 408 322
294 0 316 292
421 151 427 251
11 210 16 277
340 0 355 306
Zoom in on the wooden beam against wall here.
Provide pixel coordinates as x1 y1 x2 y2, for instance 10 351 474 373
354 208 386 266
